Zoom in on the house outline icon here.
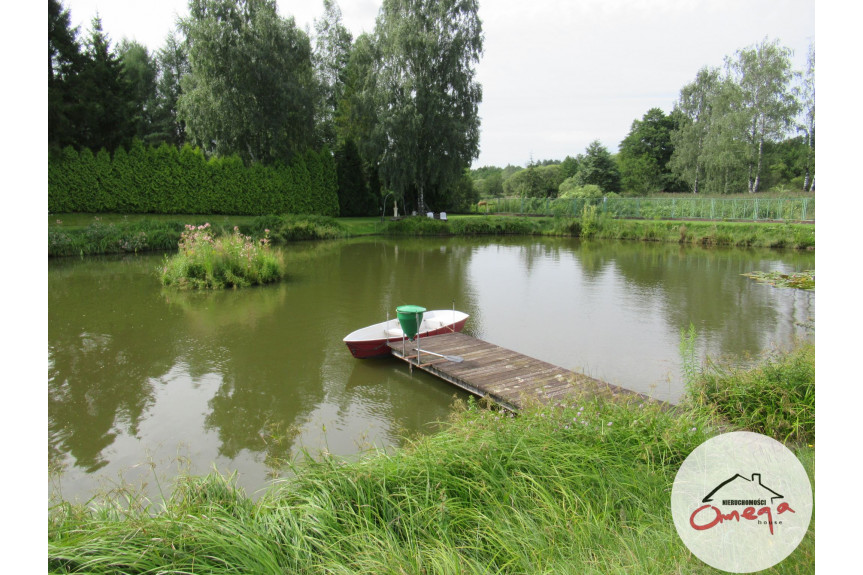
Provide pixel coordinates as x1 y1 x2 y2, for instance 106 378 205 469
701 473 784 504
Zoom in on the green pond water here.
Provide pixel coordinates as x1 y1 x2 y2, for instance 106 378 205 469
48 237 814 502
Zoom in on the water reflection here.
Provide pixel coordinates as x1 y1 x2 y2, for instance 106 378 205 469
48 238 813 501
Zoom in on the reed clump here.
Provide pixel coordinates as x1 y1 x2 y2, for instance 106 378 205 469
159 223 284 289
684 342 815 444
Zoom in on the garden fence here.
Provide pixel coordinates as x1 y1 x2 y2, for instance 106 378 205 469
477 196 815 222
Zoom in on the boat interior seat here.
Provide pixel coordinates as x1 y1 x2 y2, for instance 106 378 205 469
385 328 404 338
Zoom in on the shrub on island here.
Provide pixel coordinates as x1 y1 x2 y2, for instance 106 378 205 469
160 224 283 289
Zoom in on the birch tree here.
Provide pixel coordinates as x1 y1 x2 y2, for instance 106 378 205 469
726 38 799 193
150 32 190 147
179 0 316 164
313 0 353 148
371 0 483 212
798 42 815 192
669 67 721 194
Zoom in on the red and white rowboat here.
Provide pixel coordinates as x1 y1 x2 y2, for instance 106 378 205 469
343 309 469 359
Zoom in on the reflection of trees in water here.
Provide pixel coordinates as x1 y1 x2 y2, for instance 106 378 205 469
592 242 814 358
48 256 178 472
51 239 811 485
200 238 478 462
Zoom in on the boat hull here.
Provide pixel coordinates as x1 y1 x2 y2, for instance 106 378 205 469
344 311 469 359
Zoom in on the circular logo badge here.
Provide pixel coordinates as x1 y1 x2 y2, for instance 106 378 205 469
671 431 812 573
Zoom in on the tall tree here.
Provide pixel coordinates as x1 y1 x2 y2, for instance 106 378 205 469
76 16 135 151
151 31 190 147
669 67 721 194
560 155 579 180
698 79 750 195
618 107 685 194
313 0 353 148
798 42 815 192
117 39 158 142
49 0 84 149
335 138 378 216
371 0 483 212
335 33 379 156
179 0 316 164
726 38 799 193
573 140 621 193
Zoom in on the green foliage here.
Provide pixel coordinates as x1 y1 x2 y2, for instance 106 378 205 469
48 142 340 217
503 163 563 198
618 108 687 195
313 0 354 149
383 216 451 236
335 139 377 216
448 216 539 235
75 16 136 152
117 39 158 142
469 166 505 198
445 171 481 212
371 0 483 212
48 336 814 573
742 270 814 290
580 204 601 238
247 214 348 243
160 223 284 289
48 217 184 257
49 0 86 150
559 182 603 200
150 32 189 147
571 140 621 193
669 39 806 195
179 0 316 165
727 38 800 194
685 343 815 444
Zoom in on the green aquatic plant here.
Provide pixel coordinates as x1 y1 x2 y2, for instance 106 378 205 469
742 269 814 290
160 224 284 289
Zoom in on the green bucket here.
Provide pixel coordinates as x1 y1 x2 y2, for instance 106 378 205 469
396 305 426 340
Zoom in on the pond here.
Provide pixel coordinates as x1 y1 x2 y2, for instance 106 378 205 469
48 237 814 502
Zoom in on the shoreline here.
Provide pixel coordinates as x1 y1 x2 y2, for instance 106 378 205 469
48 213 816 257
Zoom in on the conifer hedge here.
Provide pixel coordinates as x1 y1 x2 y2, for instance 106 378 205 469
48 141 340 216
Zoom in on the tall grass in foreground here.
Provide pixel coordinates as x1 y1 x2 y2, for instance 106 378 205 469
160 224 284 289
684 342 815 444
49 346 815 574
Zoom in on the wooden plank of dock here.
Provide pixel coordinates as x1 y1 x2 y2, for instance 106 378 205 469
388 332 646 411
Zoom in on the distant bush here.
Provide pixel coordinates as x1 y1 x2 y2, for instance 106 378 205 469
449 216 539 235
48 218 185 257
383 216 451 236
559 182 603 200
247 214 348 242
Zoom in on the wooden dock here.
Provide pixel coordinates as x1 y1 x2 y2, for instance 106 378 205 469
388 332 645 411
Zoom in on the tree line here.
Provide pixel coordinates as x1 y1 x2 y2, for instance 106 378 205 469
48 0 483 216
472 38 814 199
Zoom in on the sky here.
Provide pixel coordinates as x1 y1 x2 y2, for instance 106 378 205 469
63 0 815 168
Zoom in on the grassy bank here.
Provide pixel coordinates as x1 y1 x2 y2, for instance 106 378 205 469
380 214 815 249
49 343 814 574
48 214 349 257
48 213 815 257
